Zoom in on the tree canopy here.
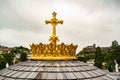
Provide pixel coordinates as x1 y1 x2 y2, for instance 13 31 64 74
2 53 14 65
0 54 6 69
111 40 119 49
10 46 30 54
94 47 104 68
20 52 27 62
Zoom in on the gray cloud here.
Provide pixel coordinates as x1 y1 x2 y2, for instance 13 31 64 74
0 0 120 52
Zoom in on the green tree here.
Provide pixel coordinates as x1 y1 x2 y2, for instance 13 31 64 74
113 45 120 65
104 40 120 72
0 55 6 69
111 40 119 49
2 53 14 65
94 47 104 68
10 46 30 54
104 50 114 72
20 52 27 61
77 48 89 63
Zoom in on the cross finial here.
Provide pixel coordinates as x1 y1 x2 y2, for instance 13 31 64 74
45 12 63 45
52 12 57 18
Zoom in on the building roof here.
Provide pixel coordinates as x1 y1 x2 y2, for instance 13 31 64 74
0 61 114 80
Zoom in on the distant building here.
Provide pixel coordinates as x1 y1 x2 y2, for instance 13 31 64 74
84 44 110 52
101 47 110 51
77 44 111 58
0 45 11 54
85 44 96 52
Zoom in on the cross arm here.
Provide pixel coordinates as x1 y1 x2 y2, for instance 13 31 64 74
45 20 52 24
57 20 64 24
45 20 63 25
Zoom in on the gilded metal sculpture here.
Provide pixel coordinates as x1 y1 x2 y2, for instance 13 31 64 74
30 12 78 60
45 12 63 45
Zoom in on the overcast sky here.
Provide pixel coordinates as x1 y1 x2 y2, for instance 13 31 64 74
0 0 120 52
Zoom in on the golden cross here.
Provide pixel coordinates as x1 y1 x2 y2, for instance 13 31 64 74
45 12 63 37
